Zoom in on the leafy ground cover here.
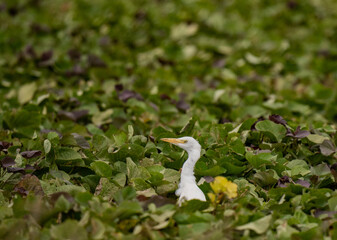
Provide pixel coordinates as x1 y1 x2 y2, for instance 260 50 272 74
1 0 337 239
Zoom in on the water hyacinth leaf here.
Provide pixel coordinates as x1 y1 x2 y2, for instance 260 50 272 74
179 116 196 135
50 220 88 240
90 161 113 177
238 118 257 132
180 199 209 212
311 163 331 176
113 200 143 220
319 140 337 156
14 174 44 196
126 158 140 179
328 196 337 211
195 165 226 177
306 134 329 144
20 150 41 159
113 186 137 204
95 178 120 201
71 133 90 149
44 139 51 154
269 114 287 126
255 120 287 142
253 170 279 187
18 82 37 105
246 152 277 169
178 223 211 239
236 215 272 234
55 148 82 163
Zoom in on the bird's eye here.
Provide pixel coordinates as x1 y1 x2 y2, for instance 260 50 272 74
182 140 188 143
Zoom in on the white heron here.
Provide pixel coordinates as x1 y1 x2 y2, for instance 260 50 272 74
161 136 206 205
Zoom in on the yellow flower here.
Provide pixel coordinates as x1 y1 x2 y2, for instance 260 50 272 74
209 176 238 201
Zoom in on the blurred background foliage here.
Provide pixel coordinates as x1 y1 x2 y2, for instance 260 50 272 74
1 0 337 239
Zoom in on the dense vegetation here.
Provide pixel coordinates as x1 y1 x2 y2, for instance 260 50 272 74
1 0 337 239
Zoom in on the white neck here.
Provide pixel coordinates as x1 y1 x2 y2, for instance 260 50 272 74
180 149 200 183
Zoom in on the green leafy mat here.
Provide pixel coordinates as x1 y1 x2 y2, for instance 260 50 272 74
1 0 337 239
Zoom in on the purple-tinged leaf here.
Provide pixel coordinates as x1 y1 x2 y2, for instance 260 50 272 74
1 156 15 167
0 3 6 12
286 126 310 139
320 140 336 156
219 117 231 124
175 93 190 112
118 90 143 102
30 23 50 34
99 36 111 47
157 57 174 66
49 192 74 205
88 54 107 68
317 49 330 58
65 64 86 77
176 99 190 112
277 176 291 188
0 141 12 152
295 179 310 188
314 210 337 218
330 163 337 182
203 176 214 183
115 84 123 91
294 130 310 138
68 49 81 61
213 58 226 68
14 174 44 196
287 0 298 9
21 150 42 159
40 50 53 62
14 187 29 196
149 102 159 111
39 50 54 66
71 133 90 149
160 94 171 100
25 45 37 59
58 109 89 122
269 114 287 126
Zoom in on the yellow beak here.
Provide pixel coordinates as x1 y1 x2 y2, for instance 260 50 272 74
160 138 187 144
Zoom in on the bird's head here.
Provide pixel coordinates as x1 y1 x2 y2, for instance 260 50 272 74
161 136 201 153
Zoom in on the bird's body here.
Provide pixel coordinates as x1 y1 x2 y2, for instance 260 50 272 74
161 137 206 205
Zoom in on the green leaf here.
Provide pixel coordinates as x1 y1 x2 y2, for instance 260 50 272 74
246 152 277 169
180 199 209 212
195 165 227 177
56 148 82 161
113 186 136 204
236 215 272 234
255 120 287 142
319 140 336 156
328 196 337 211
18 82 37 105
126 157 140 179
50 220 88 240
91 161 113 177
306 134 329 144
44 139 51 154
113 200 143 219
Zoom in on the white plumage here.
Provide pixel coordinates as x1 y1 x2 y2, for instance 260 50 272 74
161 137 206 205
